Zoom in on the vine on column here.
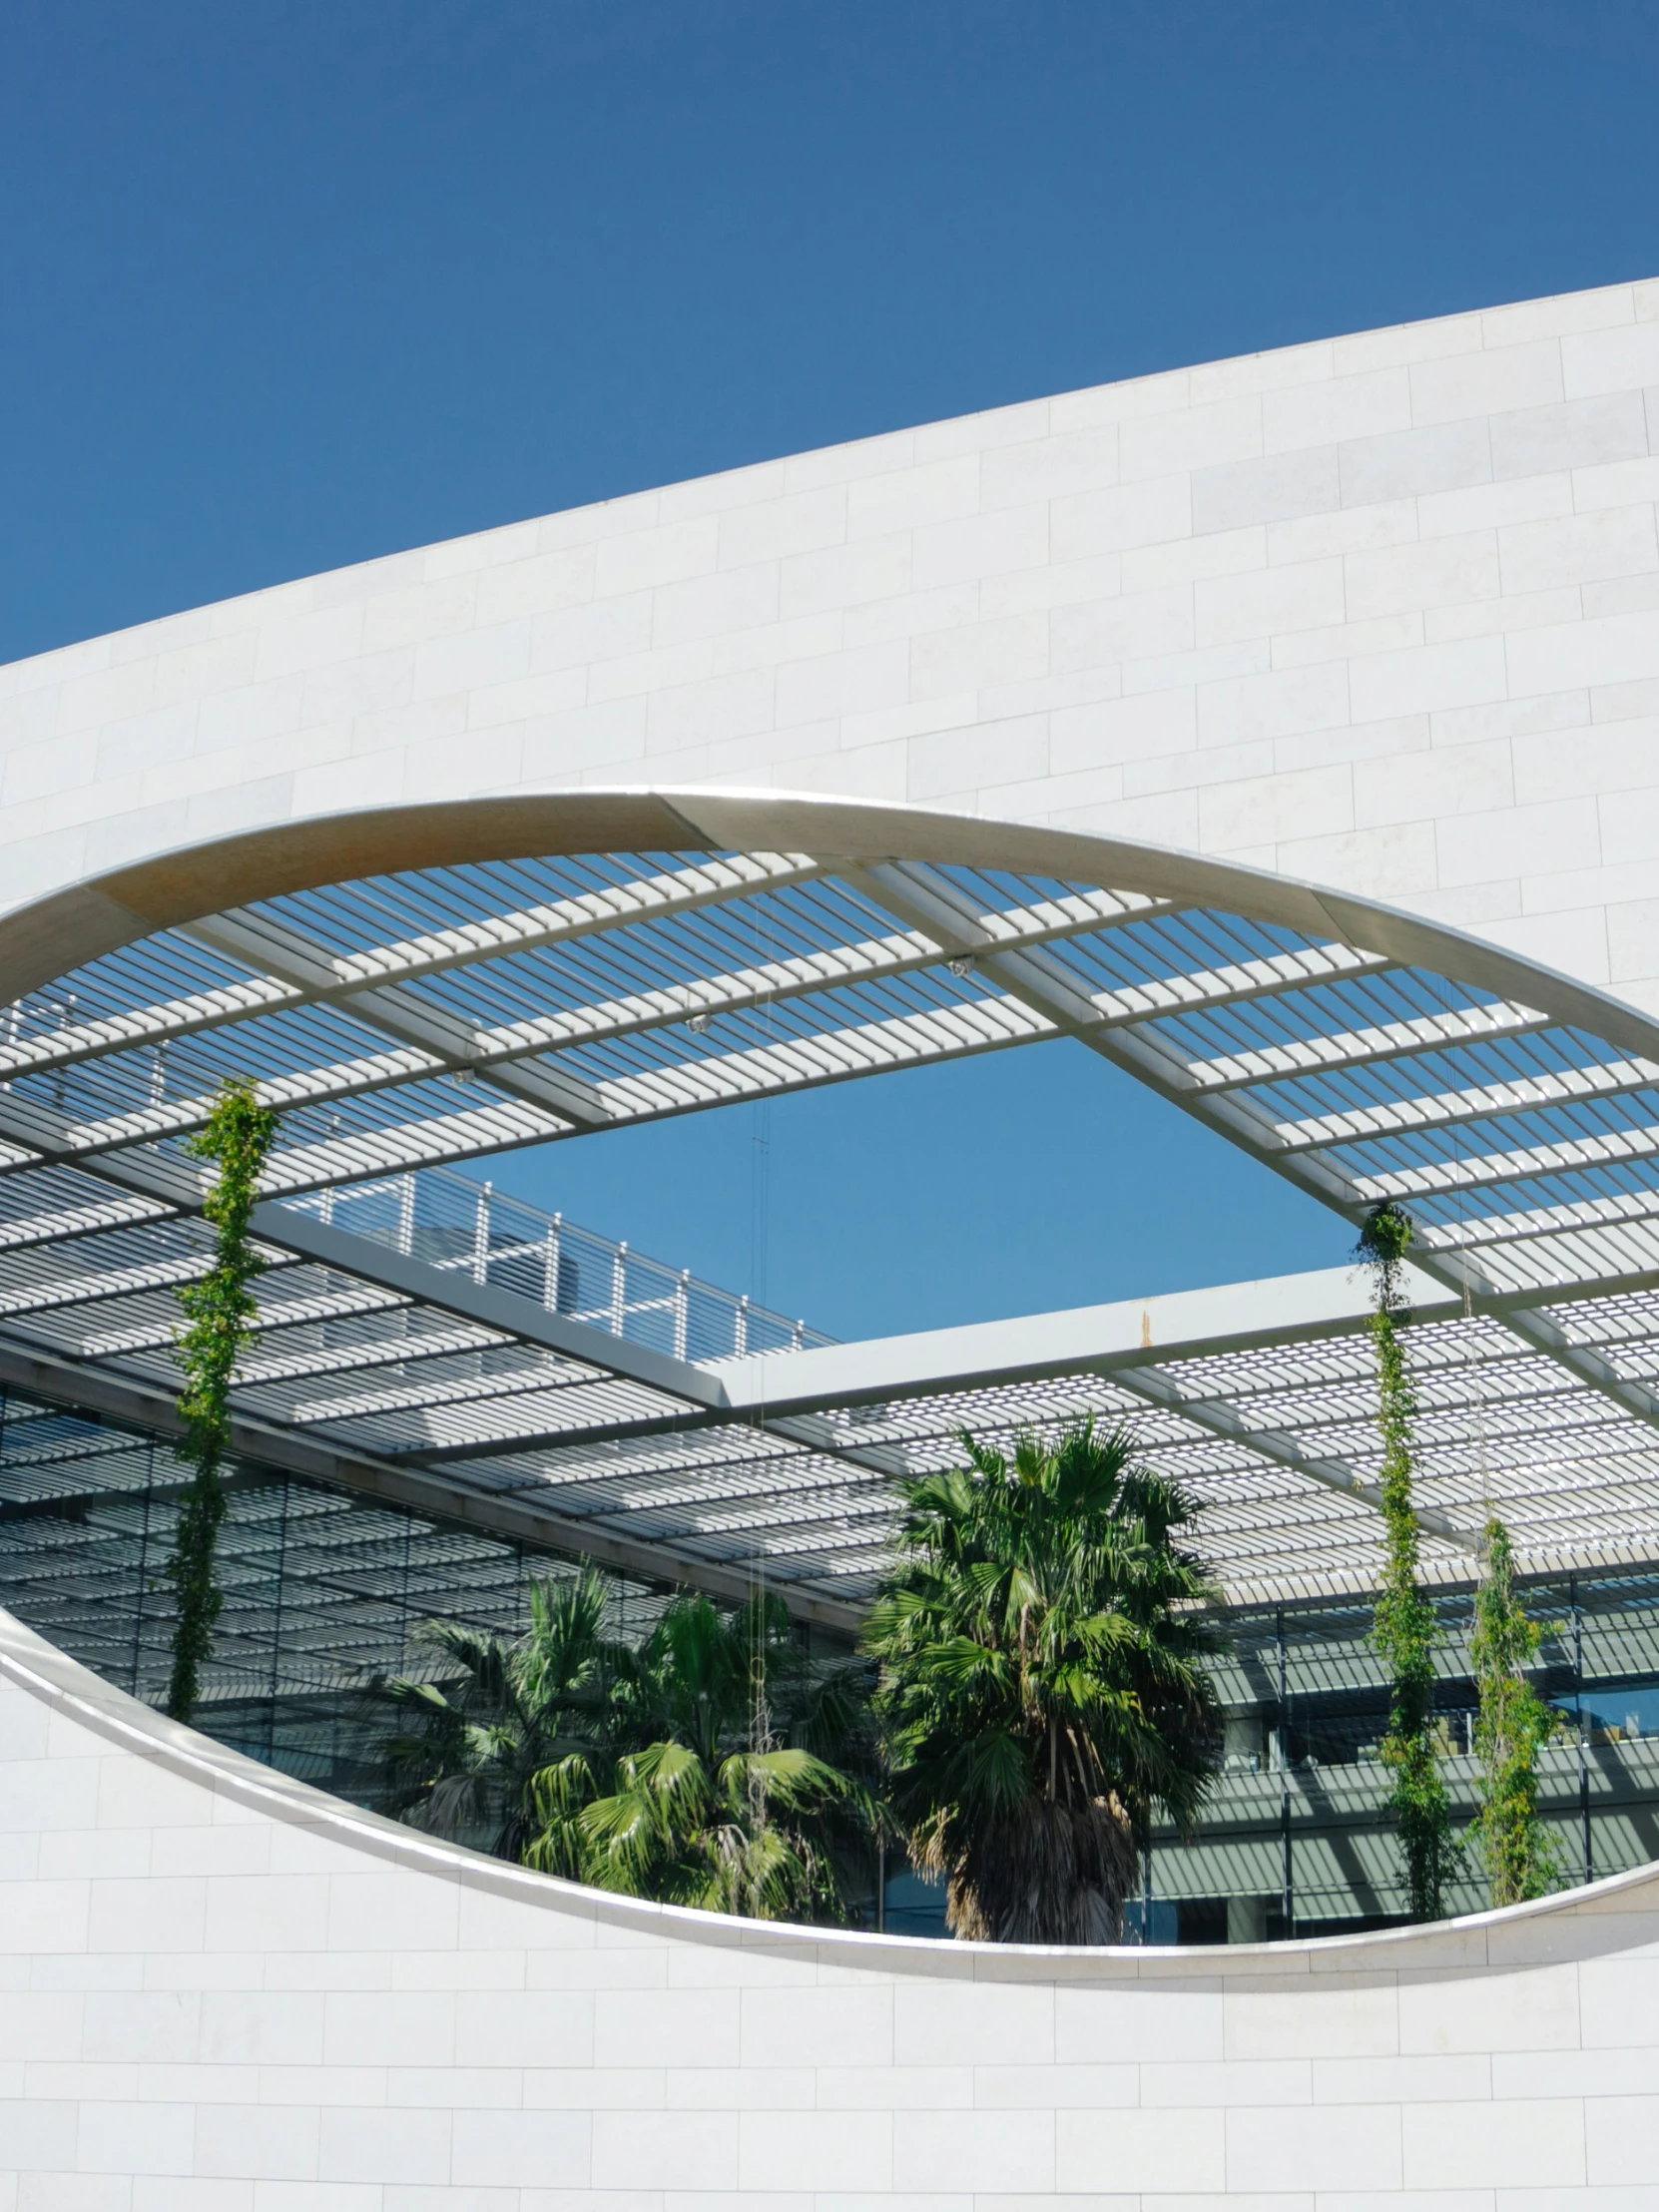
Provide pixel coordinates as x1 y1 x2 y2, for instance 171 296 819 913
166 1077 277 1723
1470 1515 1560 1906
1358 1200 1455 1921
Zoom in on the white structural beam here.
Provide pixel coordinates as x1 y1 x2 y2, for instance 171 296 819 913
7 806 1659 1597
845 861 1390 1043
15 1085 1659 1589
12 877 1191 1182
0 852 830 1078
0 1338 863 1634
702 1265 1457 1413
1105 1362 1476 1555
246 1204 727 1411
843 865 1659 1503
1179 1002 1555 1093
1271 1058 1659 1154
188 850 829 998
842 862 1370 1207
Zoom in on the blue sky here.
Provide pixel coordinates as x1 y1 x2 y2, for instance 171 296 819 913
4 2 1657 1338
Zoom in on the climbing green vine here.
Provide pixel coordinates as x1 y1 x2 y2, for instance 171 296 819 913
167 1077 276 1723
1357 1199 1455 1921
1470 1515 1560 1907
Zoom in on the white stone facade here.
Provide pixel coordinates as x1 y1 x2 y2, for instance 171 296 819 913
4 1606 1659 2209
6 281 1659 2205
1 278 1657 1014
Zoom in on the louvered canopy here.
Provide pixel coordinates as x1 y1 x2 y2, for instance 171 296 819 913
1 792 1656 1622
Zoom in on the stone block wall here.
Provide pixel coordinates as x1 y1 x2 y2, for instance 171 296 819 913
3 1605 1658 2204
1 279 1657 1013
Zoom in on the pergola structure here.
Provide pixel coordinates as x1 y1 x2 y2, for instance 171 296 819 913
2 792 1658 1628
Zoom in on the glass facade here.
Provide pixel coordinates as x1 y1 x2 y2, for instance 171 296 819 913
4 1374 1659 1941
0 1382 671 1812
1150 1579 1659 1941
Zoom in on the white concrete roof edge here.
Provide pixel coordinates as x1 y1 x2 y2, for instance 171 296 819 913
7 784 1659 1069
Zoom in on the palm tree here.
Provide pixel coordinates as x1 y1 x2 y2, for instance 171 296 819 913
526 1589 879 1924
389 1574 879 1925
862 1417 1223 1943
383 1568 621 1859
533 1734 848 1919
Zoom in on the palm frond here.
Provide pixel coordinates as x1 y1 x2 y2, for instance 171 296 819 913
864 1415 1225 1943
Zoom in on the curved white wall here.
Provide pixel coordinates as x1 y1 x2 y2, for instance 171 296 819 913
0 278 1656 1014
5 282 1659 2205
2 1607 1657 2207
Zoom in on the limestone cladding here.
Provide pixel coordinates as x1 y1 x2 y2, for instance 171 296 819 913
3 1605 1656 2206
3 279 1659 1013
8 283 1659 2204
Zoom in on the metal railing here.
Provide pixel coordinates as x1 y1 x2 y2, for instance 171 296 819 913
277 1165 830 1365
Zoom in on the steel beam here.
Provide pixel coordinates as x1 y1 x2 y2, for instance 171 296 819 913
246 1205 726 1409
0 1337 863 1636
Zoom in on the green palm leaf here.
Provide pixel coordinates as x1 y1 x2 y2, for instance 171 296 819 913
863 1415 1223 1943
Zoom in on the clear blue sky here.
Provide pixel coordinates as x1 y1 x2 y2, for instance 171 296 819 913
4 3 1656 1339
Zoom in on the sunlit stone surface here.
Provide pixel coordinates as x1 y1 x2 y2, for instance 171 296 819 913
2 1609 1654 2205
2 277 1656 1009
3 277 1659 2203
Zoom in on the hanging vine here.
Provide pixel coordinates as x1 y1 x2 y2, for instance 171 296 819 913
166 1077 277 1723
1470 1515 1560 1907
1357 1199 1455 1921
